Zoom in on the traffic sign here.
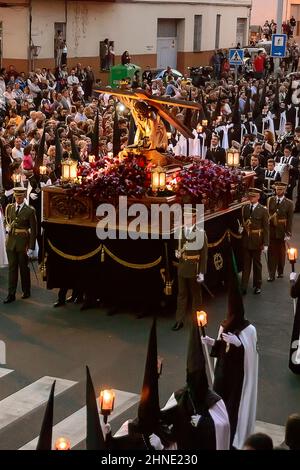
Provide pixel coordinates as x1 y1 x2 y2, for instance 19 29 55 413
229 49 244 66
271 34 287 57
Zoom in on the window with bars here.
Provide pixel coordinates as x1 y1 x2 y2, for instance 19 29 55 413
193 15 202 52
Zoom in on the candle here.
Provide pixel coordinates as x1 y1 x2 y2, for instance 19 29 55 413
287 247 298 272
55 437 71 450
107 151 113 158
88 155 95 163
202 120 208 127
197 310 208 337
99 389 115 423
39 166 47 175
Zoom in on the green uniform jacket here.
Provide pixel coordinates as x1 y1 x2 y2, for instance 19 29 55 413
177 228 208 278
267 196 294 240
5 203 37 252
242 203 269 250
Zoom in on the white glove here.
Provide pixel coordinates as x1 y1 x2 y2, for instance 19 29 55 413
149 433 164 450
197 273 204 284
30 193 38 200
103 423 111 436
290 272 298 282
221 332 241 347
263 246 268 254
191 414 202 427
284 235 291 241
201 336 215 347
27 249 34 258
238 225 244 234
175 250 181 259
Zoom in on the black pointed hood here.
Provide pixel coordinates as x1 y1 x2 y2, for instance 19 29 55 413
36 126 46 168
91 109 100 159
174 314 219 414
128 114 136 146
222 250 249 333
70 130 80 161
285 79 293 106
232 92 241 125
36 380 56 450
54 127 63 177
260 82 267 111
0 139 13 190
244 90 251 116
113 104 121 157
137 318 160 434
86 366 106 450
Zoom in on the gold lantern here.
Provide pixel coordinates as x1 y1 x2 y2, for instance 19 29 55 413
61 158 78 182
99 389 115 423
226 147 240 168
151 166 166 192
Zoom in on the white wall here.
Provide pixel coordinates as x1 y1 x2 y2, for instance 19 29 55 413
2 0 252 60
1 1 28 59
31 0 66 59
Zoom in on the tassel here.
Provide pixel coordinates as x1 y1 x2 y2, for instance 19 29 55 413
164 281 173 296
101 247 105 262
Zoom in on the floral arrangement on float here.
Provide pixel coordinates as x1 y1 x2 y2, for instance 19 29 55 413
59 154 247 210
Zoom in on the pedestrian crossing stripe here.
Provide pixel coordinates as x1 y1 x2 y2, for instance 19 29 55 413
20 389 139 450
0 371 286 450
0 376 77 431
0 367 14 378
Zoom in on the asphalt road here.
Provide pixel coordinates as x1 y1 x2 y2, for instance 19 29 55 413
0 213 300 449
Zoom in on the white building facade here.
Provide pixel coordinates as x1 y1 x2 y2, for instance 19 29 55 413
0 0 251 76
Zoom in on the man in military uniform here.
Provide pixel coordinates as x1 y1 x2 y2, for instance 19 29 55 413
267 182 294 281
240 188 269 295
172 210 208 331
4 187 37 303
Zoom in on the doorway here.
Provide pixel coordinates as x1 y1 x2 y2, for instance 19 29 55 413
157 19 178 69
236 18 247 47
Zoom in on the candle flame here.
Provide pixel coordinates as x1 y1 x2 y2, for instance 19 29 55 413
197 310 207 327
55 437 71 450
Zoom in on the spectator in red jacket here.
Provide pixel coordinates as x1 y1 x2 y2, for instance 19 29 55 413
253 51 265 79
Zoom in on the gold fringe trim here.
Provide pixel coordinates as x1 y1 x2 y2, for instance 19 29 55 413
103 245 162 269
207 229 241 248
48 240 103 261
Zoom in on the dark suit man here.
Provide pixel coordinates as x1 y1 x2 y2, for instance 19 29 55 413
267 182 294 281
4 187 37 303
246 154 265 191
241 188 269 294
206 134 226 166
173 215 208 331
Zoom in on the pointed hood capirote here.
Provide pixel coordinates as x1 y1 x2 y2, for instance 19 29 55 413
86 366 106 450
36 380 56 450
222 250 249 333
174 314 220 414
91 108 100 159
136 318 160 434
36 126 46 168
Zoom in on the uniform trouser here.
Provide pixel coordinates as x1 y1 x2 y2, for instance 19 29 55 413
241 248 262 290
175 274 202 323
7 249 30 296
268 239 286 278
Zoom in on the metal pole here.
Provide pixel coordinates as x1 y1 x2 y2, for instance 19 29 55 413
275 0 284 75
